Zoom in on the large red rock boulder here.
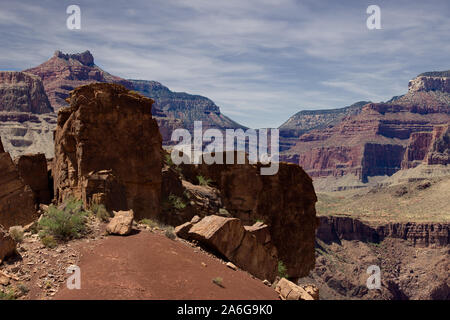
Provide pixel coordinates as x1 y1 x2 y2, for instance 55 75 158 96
53 83 162 221
0 138 37 228
16 153 52 204
186 215 278 281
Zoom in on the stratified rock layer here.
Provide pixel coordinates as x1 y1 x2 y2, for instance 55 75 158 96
0 71 53 114
53 83 162 221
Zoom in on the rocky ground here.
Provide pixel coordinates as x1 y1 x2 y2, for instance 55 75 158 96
0 217 281 300
298 238 449 300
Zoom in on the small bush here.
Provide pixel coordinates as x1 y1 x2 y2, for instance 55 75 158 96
40 235 57 248
39 198 87 241
9 227 24 243
212 277 224 287
197 175 212 187
164 226 176 240
140 219 159 229
278 261 289 279
91 204 111 222
0 288 16 300
17 283 29 296
168 195 186 210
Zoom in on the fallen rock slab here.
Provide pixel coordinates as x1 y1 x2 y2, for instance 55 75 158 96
186 215 278 281
106 210 134 236
275 278 315 300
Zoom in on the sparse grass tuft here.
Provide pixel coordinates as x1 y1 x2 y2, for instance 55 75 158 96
0 288 16 300
278 261 289 279
164 226 176 240
212 277 224 287
168 194 186 210
9 226 24 243
91 203 111 222
140 218 159 229
40 235 57 248
197 175 212 187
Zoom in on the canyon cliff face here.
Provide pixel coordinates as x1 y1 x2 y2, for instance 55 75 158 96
129 80 247 144
279 101 370 151
0 72 55 158
317 216 449 247
281 72 450 182
53 83 162 221
0 71 52 114
0 137 37 228
402 125 449 169
178 156 318 279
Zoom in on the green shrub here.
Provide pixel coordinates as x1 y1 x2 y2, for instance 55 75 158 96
168 194 186 210
17 283 29 296
38 198 87 241
40 235 57 248
212 277 224 287
9 227 24 243
140 219 159 229
278 261 289 279
0 288 16 300
164 226 176 240
197 175 212 187
91 203 111 222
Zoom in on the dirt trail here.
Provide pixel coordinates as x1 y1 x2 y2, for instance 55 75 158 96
55 230 279 300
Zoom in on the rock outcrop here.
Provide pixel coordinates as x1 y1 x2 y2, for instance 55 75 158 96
24 51 132 111
178 215 278 281
53 83 162 221
402 125 449 169
317 216 450 247
180 156 318 279
0 138 37 228
0 71 53 114
0 112 56 159
275 278 316 300
408 72 450 93
0 226 16 262
16 153 52 204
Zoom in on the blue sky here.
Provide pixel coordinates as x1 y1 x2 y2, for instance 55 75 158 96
0 0 449 128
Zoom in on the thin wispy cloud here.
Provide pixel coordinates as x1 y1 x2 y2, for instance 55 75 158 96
0 0 449 128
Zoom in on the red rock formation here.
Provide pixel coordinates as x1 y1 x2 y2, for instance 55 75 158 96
24 51 132 111
184 215 278 281
16 153 52 204
402 125 449 168
0 137 37 228
317 216 449 247
53 83 162 221
180 157 318 279
0 226 16 262
0 71 53 114
280 71 450 182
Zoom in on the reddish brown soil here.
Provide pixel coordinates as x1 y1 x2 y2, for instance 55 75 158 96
55 231 279 300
